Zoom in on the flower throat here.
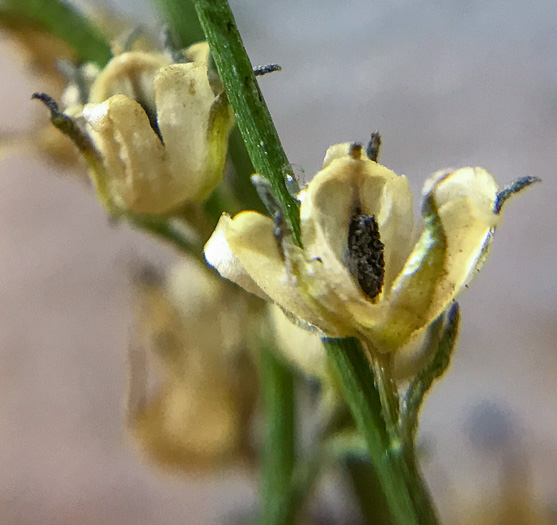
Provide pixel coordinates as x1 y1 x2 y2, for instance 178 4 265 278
346 210 385 300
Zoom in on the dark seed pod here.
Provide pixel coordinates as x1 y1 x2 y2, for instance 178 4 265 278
346 211 385 299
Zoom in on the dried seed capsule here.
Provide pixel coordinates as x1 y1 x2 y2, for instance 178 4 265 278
346 210 385 300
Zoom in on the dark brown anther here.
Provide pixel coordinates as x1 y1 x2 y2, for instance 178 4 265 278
346 210 385 299
348 143 363 159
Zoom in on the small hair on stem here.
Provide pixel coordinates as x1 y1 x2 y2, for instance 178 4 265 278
253 64 282 76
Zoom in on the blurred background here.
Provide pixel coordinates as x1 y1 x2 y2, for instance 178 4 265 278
1 0 556 523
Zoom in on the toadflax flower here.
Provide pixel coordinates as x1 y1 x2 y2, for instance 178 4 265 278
127 257 258 471
34 42 234 215
205 142 537 355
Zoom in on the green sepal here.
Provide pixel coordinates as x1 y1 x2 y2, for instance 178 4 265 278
200 90 235 200
400 302 460 447
32 92 117 214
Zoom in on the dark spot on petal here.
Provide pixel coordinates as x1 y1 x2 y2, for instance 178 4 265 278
128 70 164 144
346 210 385 300
136 98 164 144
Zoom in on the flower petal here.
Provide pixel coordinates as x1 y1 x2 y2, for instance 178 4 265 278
375 174 415 295
83 94 173 214
424 166 498 215
269 304 329 380
427 167 501 285
206 211 343 335
368 168 500 351
204 214 270 301
88 51 172 106
183 42 210 65
155 62 232 202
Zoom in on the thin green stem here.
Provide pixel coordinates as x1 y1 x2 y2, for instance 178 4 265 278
0 0 111 66
228 127 267 214
191 0 301 245
324 337 439 525
186 1 438 523
344 454 394 525
128 216 201 258
151 0 205 48
370 352 401 446
260 346 296 525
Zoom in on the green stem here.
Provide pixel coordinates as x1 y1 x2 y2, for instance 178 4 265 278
344 454 394 525
152 0 205 48
0 0 111 66
187 1 438 523
370 352 400 446
191 0 301 245
324 338 439 525
128 216 201 258
228 127 267 214
260 346 296 525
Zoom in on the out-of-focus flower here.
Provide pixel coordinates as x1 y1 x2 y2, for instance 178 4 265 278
127 258 258 471
269 304 327 381
0 18 83 165
205 142 536 355
0 7 143 167
36 41 234 216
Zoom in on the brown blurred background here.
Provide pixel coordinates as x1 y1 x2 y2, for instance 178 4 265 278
1 0 556 523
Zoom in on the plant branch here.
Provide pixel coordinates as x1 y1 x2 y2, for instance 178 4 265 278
324 337 439 525
260 346 296 525
191 0 301 245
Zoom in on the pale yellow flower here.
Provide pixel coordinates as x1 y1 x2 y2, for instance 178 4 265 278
205 142 533 354
0 19 83 166
36 42 234 215
269 304 328 381
127 258 257 471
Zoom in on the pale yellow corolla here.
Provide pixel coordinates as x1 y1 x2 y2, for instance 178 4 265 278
205 142 520 355
63 42 234 215
127 257 258 471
